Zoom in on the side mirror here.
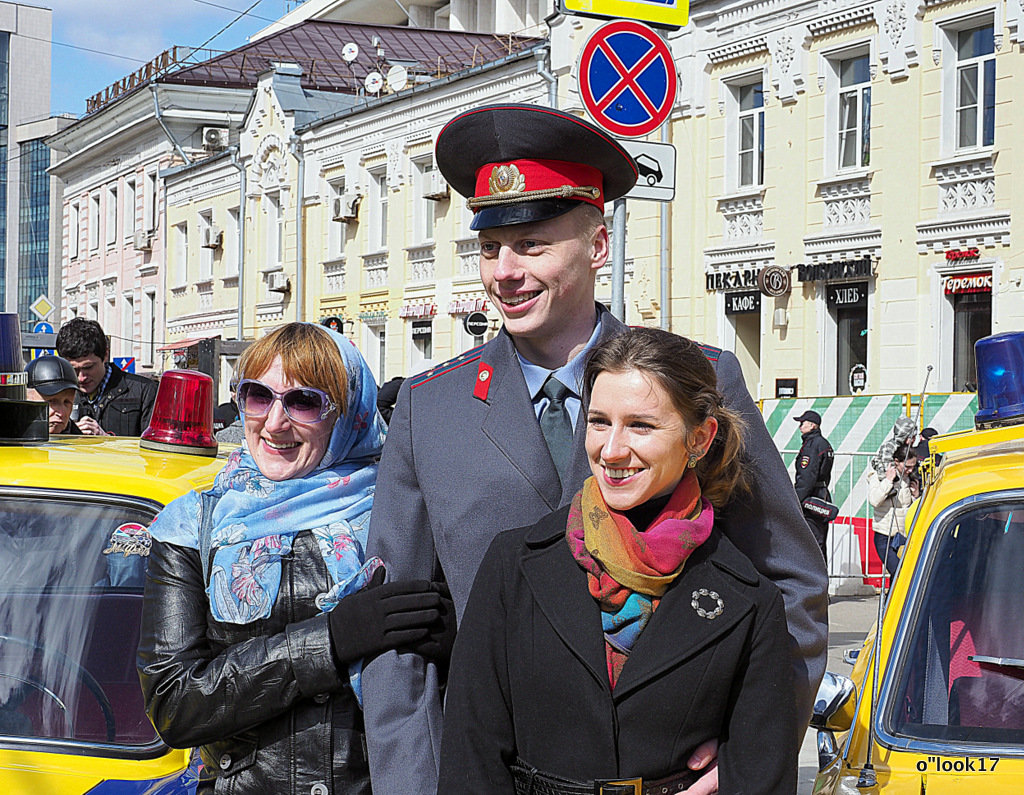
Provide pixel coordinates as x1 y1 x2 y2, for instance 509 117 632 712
810 672 857 733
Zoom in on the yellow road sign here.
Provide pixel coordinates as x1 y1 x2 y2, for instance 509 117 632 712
560 0 689 29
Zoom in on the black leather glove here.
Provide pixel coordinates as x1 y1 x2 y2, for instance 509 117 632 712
328 567 444 666
408 581 457 664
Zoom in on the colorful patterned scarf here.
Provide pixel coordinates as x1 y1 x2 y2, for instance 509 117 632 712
566 472 714 686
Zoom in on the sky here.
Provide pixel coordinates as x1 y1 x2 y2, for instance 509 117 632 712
46 0 297 117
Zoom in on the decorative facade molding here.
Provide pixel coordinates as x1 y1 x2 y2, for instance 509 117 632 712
915 211 1011 252
717 192 765 240
323 257 345 294
407 244 436 282
807 4 875 36
703 239 776 270
707 36 769 65
931 154 995 214
874 0 924 78
768 26 809 104
1009 0 1023 48
385 138 406 190
802 227 882 262
819 175 872 226
255 300 286 323
455 237 479 276
362 252 389 288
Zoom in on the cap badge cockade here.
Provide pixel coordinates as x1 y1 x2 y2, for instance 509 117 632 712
488 164 526 195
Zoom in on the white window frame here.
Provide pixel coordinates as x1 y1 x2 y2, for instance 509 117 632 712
370 170 388 252
123 177 136 240
120 292 134 358
198 210 214 281
144 171 158 232
265 192 281 270
225 206 240 277
955 25 996 151
413 159 436 244
141 290 156 368
722 69 766 193
174 222 188 287
937 8 999 157
106 184 117 246
821 41 874 178
327 178 346 259
89 192 100 251
69 202 80 259
837 54 872 171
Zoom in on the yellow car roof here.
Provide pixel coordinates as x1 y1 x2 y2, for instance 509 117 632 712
0 436 231 506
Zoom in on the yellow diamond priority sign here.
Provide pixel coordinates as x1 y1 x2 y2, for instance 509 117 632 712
30 294 55 320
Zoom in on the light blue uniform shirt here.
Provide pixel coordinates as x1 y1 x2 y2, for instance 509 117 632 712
517 313 605 429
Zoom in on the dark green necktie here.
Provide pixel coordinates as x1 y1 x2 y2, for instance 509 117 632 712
539 375 572 482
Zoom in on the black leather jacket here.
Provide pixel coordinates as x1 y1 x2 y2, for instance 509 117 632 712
78 364 158 436
138 531 371 795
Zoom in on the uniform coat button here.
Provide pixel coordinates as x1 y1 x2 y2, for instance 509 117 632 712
313 692 329 704
310 783 328 795
218 753 232 770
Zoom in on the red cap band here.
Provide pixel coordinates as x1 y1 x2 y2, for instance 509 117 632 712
471 159 604 209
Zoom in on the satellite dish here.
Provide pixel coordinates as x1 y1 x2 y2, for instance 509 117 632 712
342 42 359 62
386 65 408 93
364 71 384 94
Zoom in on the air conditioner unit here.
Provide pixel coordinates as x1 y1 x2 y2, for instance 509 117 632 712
332 192 360 222
267 271 291 293
202 227 223 249
133 229 152 251
423 170 449 201
203 126 229 150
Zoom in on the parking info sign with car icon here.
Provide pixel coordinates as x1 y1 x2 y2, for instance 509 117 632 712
621 139 676 201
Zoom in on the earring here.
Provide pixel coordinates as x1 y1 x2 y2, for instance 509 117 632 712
687 453 699 469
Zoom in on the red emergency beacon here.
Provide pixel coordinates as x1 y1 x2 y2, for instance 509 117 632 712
141 369 218 456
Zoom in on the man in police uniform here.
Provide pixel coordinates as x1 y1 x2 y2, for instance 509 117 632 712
363 104 828 794
793 410 835 563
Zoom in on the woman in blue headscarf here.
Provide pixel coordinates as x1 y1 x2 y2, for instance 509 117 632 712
138 323 452 794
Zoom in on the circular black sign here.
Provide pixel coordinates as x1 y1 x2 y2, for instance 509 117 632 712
849 363 867 393
758 266 791 297
321 316 343 332
464 311 489 336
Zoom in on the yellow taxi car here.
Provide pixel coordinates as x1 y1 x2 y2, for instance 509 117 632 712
1 319 230 793
813 331 1024 793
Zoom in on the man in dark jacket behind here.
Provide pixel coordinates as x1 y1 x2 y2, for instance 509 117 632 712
56 318 157 436
793 410 835 563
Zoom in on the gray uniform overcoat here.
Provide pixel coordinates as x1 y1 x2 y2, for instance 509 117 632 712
363 307 827 794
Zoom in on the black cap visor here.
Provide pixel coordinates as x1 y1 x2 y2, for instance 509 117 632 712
470 198 584 232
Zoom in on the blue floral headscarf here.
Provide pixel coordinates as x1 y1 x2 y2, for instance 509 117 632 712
150 325 387 697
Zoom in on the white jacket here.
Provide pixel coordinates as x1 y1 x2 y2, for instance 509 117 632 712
867 469 915 536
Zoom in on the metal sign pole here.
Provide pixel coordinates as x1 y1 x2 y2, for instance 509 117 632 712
611 198 627 320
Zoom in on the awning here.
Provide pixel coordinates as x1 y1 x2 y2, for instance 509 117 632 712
156 335 219 351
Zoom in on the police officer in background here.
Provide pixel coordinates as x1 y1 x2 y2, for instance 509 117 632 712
793 410 835 563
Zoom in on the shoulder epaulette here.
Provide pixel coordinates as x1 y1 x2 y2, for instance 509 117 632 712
698 343 722 363
408 343 487 389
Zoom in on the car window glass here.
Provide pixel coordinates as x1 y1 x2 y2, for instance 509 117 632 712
885 499 1024 745
0 494 158 749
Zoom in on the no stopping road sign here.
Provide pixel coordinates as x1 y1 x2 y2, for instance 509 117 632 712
577 20 678 139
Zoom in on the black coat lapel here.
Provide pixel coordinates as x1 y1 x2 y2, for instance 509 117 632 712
480 334 562 510
520 511 610 691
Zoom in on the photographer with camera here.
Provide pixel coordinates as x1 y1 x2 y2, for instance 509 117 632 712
867 441 919 577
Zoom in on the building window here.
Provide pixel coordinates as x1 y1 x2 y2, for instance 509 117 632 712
106 184 117 246
198 211 213 281
17 139 50 331
89 193 100 250
145 172 158 232
956 25 995 149
265 193 281 270
328 179 346 259
944 270 992 390
174 223 187 286
123 178 136 239
141 291 156 367
737 83 764 187
121 292 134 358
69 202 80 259
414 160 436 242
365 324 386 383
838 55 871 170
371 171 388 251
226 206 239 276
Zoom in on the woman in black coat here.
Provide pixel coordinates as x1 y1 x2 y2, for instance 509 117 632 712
438 328 797 794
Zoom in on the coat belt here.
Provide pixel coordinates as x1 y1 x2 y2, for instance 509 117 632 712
510 758 697 795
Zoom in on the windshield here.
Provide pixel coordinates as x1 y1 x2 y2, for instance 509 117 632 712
0 492 158 751
884 496 1024 747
